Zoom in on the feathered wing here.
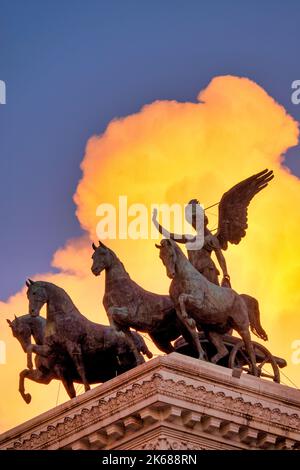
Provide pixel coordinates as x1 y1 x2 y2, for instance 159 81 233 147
216 169 274 250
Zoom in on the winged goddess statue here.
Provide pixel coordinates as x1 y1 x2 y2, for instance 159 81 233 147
152 168 274 287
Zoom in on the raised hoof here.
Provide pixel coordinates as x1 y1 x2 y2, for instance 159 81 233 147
24 393 32 404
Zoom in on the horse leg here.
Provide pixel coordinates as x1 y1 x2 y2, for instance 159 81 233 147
65 342 90 392
19 368 53 404
19 369 31 403
120 328 145 365
232 299 259 377
177 293 206 360
150 332 174 355
206 331 228 364
108 307 145 365
62 377 76 399
238 327 259 377
28 343 51 357
27 352 33 370
132 332 153 359
53 365 76 399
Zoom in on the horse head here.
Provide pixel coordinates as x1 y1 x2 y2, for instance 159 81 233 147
7 315 32 353
155 239 177 279
26 279 48 317
91 241 114 276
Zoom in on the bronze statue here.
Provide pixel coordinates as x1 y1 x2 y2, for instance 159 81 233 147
7 314 76 403
91 241 192 361
7 314 45 370
155 238 265 374
22 280 151 400
152 169 274 287
6 166 284 401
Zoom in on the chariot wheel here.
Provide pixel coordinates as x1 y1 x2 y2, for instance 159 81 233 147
228 340 280 383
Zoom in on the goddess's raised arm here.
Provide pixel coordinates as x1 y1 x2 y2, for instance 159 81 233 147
152 208 196 244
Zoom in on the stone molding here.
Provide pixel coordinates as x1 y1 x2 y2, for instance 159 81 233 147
0 353 300 450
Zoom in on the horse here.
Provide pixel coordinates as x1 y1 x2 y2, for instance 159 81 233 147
7 314 76 403
156 238 267 375
7 314 44 370
90 241 194 362
26 280 152 394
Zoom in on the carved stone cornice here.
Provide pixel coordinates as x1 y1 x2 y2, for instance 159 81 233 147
0 353 300 450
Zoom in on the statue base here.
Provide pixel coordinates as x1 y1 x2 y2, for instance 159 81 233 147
1 353 300 450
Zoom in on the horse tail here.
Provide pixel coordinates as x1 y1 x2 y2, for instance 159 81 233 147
132 332 153 359
241 294 268 341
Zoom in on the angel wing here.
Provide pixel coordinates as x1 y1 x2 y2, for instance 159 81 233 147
216 169 274 250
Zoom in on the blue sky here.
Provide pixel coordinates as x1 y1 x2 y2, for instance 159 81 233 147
0 0 300 299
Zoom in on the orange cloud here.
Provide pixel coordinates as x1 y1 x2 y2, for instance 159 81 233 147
1 75 300 433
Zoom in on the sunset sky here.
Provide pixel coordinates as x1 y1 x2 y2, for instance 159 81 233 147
1 1 300 433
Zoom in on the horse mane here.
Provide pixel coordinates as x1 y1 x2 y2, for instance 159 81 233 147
168 238 189 262
35 281 75 301
33 281 80 313
167 238 205 279
169 238 187 255
12 313 45 327
106 247 131 277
